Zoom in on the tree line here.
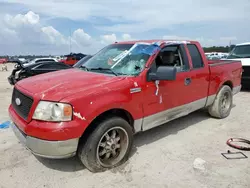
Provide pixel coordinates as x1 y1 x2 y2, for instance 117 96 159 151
203 45 235 53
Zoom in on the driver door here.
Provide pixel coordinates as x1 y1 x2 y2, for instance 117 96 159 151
142 44 195 131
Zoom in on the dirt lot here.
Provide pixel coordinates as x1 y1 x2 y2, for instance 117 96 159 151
0 64 250 188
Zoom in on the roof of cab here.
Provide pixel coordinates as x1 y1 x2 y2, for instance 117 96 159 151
115 39 196 44
236 42 250 46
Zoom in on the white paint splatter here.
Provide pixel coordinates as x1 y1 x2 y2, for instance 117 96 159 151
73 112 86 120
159 95 162 104
155 80 159 95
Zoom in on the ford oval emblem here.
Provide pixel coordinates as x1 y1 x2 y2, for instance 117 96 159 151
15 98 21 106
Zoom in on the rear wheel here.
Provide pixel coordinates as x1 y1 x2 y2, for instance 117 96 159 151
208 85 233 119
78 117 133 172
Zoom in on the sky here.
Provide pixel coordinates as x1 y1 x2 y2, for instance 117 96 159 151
0 0 249 55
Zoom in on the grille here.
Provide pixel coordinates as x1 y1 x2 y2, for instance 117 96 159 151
242 66 250 77
11 88 33 120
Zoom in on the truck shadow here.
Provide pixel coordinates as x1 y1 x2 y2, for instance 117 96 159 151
131 110 210 155
35 155 85 172
36 106 236 172
130 107 235 156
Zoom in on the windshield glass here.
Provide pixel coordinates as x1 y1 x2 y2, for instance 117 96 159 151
227 45 250 59
27 59 36 63
82 43 160 76
73 55 92 68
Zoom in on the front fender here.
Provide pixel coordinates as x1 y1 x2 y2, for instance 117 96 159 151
62 90 143 134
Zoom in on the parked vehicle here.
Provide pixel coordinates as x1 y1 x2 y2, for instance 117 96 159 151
7 55 92 85
226 42 250 87
205 52 228 60
0 58 8 64
59 53 87 66
7 61 71 85
9 40 242 172
7 59 27 64
207 56 221 60
23 57 58 67
18 58 27 63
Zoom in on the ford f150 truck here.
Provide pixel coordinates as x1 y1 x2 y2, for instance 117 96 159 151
9 40 242 172
226 42 250 87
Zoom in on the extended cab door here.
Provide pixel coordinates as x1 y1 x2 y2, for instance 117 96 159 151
185 43 210 103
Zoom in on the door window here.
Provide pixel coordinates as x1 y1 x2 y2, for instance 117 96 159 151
187 44 204 69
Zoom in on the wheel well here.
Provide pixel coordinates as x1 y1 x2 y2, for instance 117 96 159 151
79 109 134 143
223 81 233 89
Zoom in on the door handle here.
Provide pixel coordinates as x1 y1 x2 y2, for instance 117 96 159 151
184 77 191 85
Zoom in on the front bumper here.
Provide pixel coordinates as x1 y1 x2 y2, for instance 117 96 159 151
11 122 79 159
7 75 16 85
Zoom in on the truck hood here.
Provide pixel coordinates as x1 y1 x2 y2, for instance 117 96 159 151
17 69 126 101
226 58 250 66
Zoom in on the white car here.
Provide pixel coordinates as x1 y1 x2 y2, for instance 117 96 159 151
23 58 58 67
226 42 250 87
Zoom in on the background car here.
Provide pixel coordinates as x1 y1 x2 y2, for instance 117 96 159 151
59 53 87 66
8 61 70 85
7 55 93 85
22 57 58 67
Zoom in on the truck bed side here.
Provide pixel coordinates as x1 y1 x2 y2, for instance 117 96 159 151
207 60 242 100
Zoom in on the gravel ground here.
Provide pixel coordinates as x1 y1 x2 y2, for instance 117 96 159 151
0 64 250 188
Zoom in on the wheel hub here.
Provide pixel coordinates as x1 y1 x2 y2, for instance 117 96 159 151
105 138 119 152
221 92 230 112
96 127 129 167
111 144 116 150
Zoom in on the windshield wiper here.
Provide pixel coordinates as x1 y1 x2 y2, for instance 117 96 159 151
80 65 90 71
89 67 118 76
229 54 242 58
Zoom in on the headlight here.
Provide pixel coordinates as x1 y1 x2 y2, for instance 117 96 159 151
32 101 72 121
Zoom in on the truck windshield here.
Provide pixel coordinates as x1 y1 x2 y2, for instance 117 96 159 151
82 43 160 76
227 45 250 59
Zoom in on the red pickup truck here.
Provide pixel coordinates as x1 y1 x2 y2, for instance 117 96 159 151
9 40 242 172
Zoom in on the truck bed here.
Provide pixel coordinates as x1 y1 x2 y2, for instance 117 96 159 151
207 59 242 97
208 59 240 66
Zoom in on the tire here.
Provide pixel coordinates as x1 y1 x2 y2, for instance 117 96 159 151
208 85 233 119
78 117 133 172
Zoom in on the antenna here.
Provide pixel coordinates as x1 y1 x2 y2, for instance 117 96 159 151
69 28 72 53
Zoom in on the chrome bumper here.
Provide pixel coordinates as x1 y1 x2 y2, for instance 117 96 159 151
11 123 79 159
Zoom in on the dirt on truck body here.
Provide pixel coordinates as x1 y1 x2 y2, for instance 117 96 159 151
9 39 242 172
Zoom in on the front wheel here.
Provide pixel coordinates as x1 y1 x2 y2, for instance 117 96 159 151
78 117 133 172
208 85 233 119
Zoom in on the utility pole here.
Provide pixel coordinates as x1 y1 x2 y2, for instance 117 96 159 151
229 40 231 52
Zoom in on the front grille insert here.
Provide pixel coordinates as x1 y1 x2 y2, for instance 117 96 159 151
11 88 33 120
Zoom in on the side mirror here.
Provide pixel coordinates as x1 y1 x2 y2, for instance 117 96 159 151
147 66 177 81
